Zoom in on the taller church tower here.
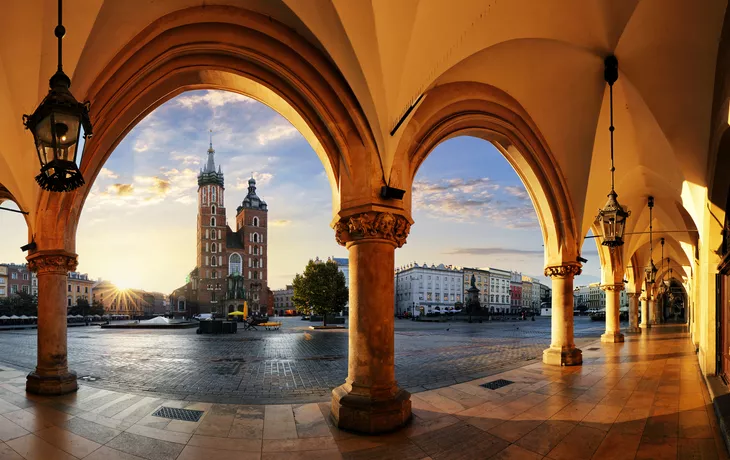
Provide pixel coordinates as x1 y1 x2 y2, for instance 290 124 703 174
196 134 227 311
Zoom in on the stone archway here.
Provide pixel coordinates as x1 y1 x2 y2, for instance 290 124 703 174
393 81 583 366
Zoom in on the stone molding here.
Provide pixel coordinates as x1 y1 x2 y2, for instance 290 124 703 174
27 251 78 275
543 264 582 278
601 283 625 292
334 212 410 248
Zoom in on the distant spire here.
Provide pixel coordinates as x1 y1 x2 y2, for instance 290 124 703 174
205 129 216 172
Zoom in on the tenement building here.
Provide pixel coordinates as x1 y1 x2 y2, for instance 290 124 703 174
488 268 512 313
170 139 269 317
273 285 294 315
395 263 463 316
461 268 490 307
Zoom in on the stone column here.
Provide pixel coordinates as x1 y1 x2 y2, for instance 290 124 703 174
627 292 641 333
26 250 78 395
601 284 624 343
652 291 662 325
330 211 411 433
649 288 660 325
640 293 650 329
543 264 582 366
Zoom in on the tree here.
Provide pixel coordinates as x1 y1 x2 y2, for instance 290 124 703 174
292 259 348 326
0 292 37 316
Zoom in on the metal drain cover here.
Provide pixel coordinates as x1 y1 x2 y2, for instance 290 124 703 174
480 379 514 390
152 407 204 422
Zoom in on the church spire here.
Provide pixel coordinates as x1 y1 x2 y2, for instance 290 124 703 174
198 130 224 187
205 129 216 173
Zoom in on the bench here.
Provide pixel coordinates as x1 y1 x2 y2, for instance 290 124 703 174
260 322 282 330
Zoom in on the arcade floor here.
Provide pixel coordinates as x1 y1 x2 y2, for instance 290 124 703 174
0 325 722 459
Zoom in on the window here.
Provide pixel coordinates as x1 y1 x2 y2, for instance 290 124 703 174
211 205 216 215
21 285 28 294
11 273 17 280
253 216 259 227
68 284 71 292
211 257 218 266
211 216 216 227
211 243 216 253
22 273 28 280
76 286 80 292
67 297 71 306
10 285 17 294
253 233 259 243
229 254 242 275
211 187 216 203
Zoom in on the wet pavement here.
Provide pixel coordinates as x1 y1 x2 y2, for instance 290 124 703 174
0 316 612 404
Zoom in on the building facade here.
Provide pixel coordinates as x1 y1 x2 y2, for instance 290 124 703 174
0 265 6 298
170 140 269 317
462 268 490 308
510 271 522 312
395 263 463 316
488 268 511 313
273 285 295 315
521 276 533 310
2 264 31 296
67 272 94 308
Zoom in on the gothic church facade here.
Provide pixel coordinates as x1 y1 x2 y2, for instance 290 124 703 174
170 140 269 317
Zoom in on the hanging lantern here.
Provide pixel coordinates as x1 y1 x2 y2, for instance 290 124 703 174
645 259 658 285
596 55 630 247
22 0 92 192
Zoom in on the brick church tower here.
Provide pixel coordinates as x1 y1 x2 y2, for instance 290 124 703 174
196 135 227 311
236 177 269 314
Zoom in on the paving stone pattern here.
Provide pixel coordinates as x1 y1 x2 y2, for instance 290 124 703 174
0 317 609 404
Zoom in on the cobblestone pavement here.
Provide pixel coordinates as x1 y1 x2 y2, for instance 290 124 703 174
0 316 612 404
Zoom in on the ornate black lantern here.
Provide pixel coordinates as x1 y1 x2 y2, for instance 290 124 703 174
596 56 630 247
644 196 658 285
23 0 92 192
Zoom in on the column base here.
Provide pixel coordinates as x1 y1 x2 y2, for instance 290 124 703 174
542 346 582 366
26 370 78 395
331 383 411 434
601 331 625 343
640 323 651 329
626 326 641 333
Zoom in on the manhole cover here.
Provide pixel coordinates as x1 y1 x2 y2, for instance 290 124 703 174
152 407 204 422
587 347 600 351
480 379 514 390
79 375 101 382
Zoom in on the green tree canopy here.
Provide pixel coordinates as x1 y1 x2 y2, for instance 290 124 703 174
292 259 348 326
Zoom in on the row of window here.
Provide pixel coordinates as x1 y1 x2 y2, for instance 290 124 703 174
3 272 30 280
201 185 223 206
68 285 90 293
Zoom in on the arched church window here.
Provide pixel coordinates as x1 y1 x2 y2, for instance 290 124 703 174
211 244 216 253
253 233 259 243
253 217 259 227
211 205 216 215
211 216 216 227
211 257 217 266
229 254 242 275
211 187 216 204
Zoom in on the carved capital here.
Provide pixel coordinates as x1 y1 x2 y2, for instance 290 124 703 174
601 283 624 292
628 292 641 299
543 264 582 278
334 212 410 247
27 251 77 275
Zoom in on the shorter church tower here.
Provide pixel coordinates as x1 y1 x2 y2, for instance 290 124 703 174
236 177 269 314
196 135 227 312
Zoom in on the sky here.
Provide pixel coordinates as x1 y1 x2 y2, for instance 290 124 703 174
0 90 601 293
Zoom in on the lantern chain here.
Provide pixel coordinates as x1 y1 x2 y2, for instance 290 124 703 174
54 0 65 73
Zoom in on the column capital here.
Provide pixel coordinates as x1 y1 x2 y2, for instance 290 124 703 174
544 263 582 278
334 211 410 248
27 250 77 275
600 283 624 292
628 292 641 299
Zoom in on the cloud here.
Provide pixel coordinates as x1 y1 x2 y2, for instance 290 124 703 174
99 168 118 179
446 247 543 256
256 123 297 145
504 185 529 201
171 153 201 166
270 219 291 227
107 184 134 196
176 92 253 109
413 177 538 228
234 173 274 190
